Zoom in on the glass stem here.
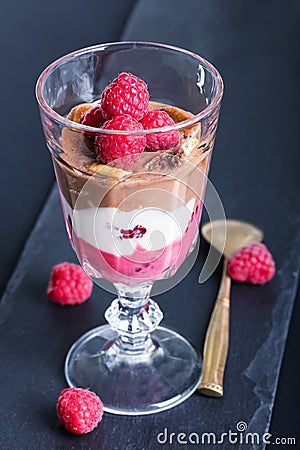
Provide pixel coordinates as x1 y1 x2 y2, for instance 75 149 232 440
104 282 163 357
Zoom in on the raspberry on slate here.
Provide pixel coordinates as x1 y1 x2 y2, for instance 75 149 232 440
227 243 275 285
95 114 146 164
47 262 93 305
141 110 180 151
82 104 105 128
57 388 103 434
101 72 149 121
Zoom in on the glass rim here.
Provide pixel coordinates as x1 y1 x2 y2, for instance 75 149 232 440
35 41 224 135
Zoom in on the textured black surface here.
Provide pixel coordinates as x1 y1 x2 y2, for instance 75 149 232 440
1 1 299 449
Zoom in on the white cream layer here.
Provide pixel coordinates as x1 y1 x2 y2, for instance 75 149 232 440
60 193 195 257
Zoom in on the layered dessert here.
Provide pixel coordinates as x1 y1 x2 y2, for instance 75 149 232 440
52 72 213 285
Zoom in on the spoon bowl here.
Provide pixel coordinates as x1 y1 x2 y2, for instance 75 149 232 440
202 219 264 259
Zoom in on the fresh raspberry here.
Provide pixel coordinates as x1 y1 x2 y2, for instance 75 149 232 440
141 110 180 151
227 243 275 285
82 104 105 128
101 72 149 121
56 388 103 434
47 262 93 305
95 114 146 164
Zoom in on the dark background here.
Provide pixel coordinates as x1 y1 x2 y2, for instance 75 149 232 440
1 1 299 448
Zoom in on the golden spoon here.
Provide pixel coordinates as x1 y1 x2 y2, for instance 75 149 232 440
198 219 263 397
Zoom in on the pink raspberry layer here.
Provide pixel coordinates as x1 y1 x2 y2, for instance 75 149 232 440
72 206 201 285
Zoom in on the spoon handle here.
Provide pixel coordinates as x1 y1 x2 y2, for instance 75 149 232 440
198 259 230 397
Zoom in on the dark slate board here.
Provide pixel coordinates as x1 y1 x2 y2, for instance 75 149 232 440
0 177 298 450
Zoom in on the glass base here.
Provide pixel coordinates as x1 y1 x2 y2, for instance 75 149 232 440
65 325 201 415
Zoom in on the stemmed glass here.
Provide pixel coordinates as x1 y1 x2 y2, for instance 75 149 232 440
36 42 223 415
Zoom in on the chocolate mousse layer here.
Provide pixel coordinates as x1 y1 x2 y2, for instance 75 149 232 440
52 101 211 212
